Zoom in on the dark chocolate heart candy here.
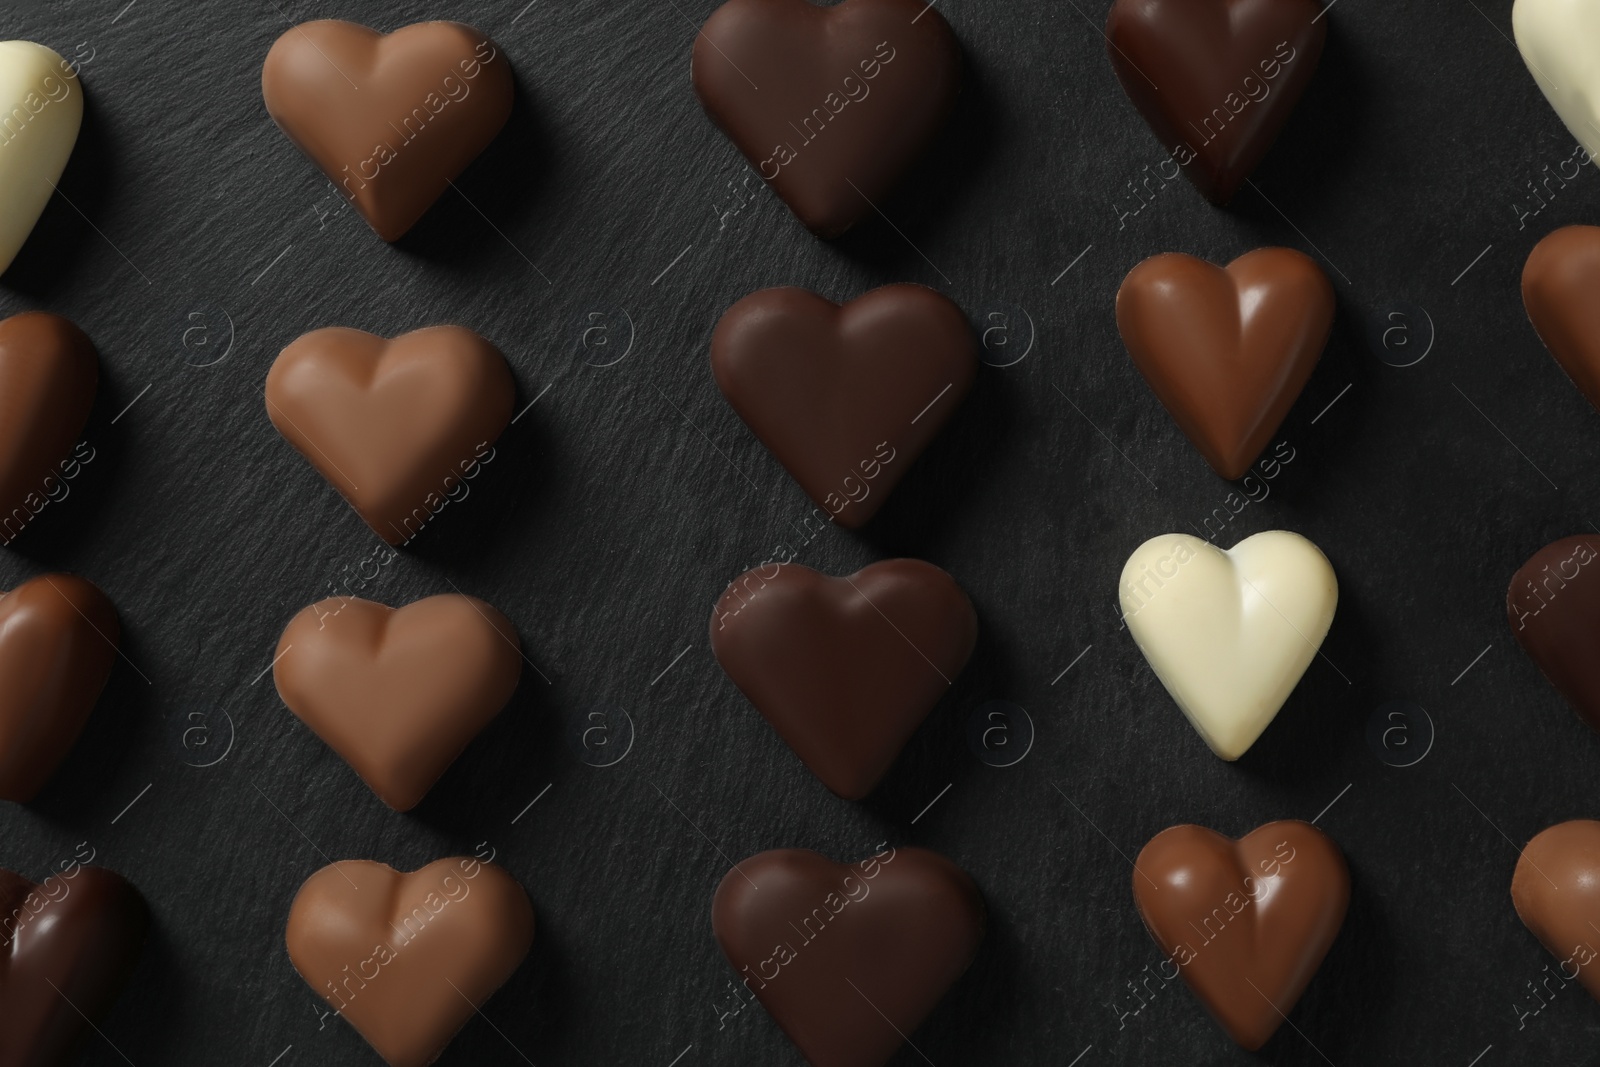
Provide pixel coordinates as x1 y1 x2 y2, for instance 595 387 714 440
1105 0 1325 204
692 0 961 237
712 846 984 1067
0 312 97 545
262 20 514 242
1 864 147 1064
0 573 119 803
1508 535 1600 729
1115 248 1333 479
709 558 976 799
710 285 976 528
1132 820 1348 1050
1523 225 1600 412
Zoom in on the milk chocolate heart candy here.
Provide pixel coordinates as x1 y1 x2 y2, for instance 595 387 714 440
1120 531 1336 760
692 0 960 238
274 594 521 811
0 573 119 803
1 864 147 1064
1514 0 1600 163
0 312 97 544
265 326 514 546
710 559 976 799
1508 535 1600 730
1116 249 1333 479
712 846 983 1067
0 43 83 275
1133 820 1348 1050
287 857 534 1067
262 21 513 242
1105 0 1325 205
1523 226 1600 413
711 285 976 528
1513 820 1600 1002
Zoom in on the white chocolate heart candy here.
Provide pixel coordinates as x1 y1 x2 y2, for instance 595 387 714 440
1513 0 1600 161
1119 530 1337 760
0 42 84 276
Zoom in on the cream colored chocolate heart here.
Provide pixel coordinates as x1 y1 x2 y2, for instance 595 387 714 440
1514 0 1600 160
0 42 84 276
1119 531 1337 760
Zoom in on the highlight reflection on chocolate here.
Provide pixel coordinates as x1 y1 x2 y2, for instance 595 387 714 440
1513 820 1600 1004
0 572 119 804
1 863 147 1065
1132 820 1348 1050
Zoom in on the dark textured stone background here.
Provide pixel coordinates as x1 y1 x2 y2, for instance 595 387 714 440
2 0 1597 1063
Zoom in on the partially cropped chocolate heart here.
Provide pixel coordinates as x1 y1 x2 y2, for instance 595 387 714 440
1524 225 1600 412
712 846 983 1067
0 573 119 803
692 0 961 237
265 326 515 545
711 285 976 528
1508 535 1600 730
710 558 976 799
1115 248 1333 479
0 312 97 544
1513 819 1600 1003
1106 0 1325 204
262 20 513 241
1132 820 1348 1050
287 857 534 1067
1 863 147 1064
274 594 522 811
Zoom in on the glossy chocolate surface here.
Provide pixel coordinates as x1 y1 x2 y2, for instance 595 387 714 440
1132 820 1348 1050
1 864 147 1067
1115 248 1333 479
0 573 119 804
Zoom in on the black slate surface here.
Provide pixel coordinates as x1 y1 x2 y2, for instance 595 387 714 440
3 0 1598 1064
